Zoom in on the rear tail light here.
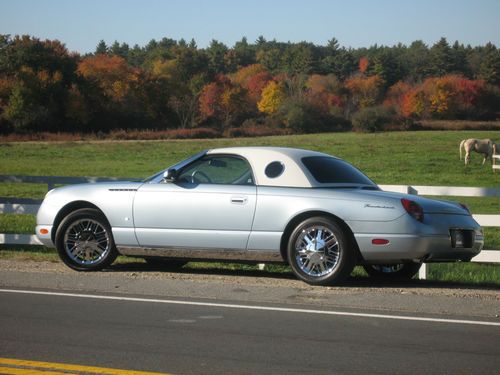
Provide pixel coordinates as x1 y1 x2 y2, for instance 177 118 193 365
401 198 424 222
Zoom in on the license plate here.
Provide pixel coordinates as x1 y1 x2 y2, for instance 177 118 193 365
450 229 474 248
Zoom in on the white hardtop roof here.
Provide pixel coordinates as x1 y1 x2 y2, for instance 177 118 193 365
207 146 333 159
206 147 337 187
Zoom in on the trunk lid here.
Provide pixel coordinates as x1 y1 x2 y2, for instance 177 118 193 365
361 189 469 215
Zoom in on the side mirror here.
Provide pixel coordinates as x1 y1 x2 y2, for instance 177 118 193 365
162 168 177 182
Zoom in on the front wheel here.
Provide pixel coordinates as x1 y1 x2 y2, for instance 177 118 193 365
363 263 422 280
55 208 117 271
287 217 355 286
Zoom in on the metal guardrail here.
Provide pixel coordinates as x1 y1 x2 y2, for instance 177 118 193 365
0 176 499 280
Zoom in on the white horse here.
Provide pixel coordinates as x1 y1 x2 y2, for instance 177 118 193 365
459 138 496 165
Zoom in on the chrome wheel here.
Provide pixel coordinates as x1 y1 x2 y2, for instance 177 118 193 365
294 225 340 277
64 218 110 265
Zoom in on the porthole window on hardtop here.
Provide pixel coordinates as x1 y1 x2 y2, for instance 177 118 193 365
301 156 375 185
265 161 285 178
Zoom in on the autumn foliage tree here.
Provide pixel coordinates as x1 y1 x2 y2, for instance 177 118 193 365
231 64 271 104
151 57 206 128
0 33 499 135
383 81 412 115
78 54 138 102
359 56 369 74
345 75 384 110
199 75 249 128
257 80 287 114
399 75 495 119
0 35 77 132
305 74 343 112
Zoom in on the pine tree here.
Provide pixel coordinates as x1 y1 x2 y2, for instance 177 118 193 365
95 40 108 54
479 42 500 85
430 37 453 76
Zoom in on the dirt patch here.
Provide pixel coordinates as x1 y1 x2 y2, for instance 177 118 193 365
1 258 498 301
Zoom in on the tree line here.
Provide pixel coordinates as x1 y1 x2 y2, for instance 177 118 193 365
0 34 499 136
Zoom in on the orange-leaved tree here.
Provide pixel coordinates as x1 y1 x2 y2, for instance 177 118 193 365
78 54 138 102
345 74 383 110
359 56 369 74
400 75 489 119
231 64 272 105
305 74 343 112
383 81 412 115
199 75 249 128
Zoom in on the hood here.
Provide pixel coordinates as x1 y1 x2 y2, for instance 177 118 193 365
45 181 143 198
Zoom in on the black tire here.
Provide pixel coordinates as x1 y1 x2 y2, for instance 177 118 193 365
363 263 422 280
287 216 355 286
144 257 188 270
55 208 117 271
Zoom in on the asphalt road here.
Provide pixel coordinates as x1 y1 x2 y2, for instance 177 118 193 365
1 288 499 375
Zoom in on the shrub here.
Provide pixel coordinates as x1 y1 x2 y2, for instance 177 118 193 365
328 107 351 131
164 127 220 139
107 127 221 140
351 106 392 132
278 98 351 134
278 99 327 133
223 126 289 137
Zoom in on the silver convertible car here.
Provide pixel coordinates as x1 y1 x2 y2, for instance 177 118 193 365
36 147 483 285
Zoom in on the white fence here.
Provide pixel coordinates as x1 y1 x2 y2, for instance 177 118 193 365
0 176 499 280
494 154 500 173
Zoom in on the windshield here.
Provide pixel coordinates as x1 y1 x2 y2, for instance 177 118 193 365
301 156 376 186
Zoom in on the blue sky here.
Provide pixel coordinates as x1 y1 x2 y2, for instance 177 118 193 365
1 0 499 53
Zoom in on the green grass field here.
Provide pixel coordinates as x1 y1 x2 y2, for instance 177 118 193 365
1 130 499 285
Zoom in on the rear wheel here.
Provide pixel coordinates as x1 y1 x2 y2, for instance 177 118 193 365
287 217 355 286
55 208 117 271
363 263 422 280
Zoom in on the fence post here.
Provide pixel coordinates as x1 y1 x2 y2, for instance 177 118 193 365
407 185 427 279
407 186 418 195
493 152 499 174
418 263 427 280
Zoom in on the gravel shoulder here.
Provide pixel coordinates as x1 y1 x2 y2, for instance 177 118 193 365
1 259 499 320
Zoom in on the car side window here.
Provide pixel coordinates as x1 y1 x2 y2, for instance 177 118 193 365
177 156 254 185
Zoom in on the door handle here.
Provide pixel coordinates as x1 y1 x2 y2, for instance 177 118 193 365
231 196 248 204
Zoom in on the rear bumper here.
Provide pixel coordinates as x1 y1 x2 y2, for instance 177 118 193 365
356 232 483 264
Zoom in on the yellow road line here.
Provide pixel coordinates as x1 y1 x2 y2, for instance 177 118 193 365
0 366 70 375
0 358 171 375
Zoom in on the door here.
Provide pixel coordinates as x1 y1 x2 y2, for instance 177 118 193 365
133 155 257 250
